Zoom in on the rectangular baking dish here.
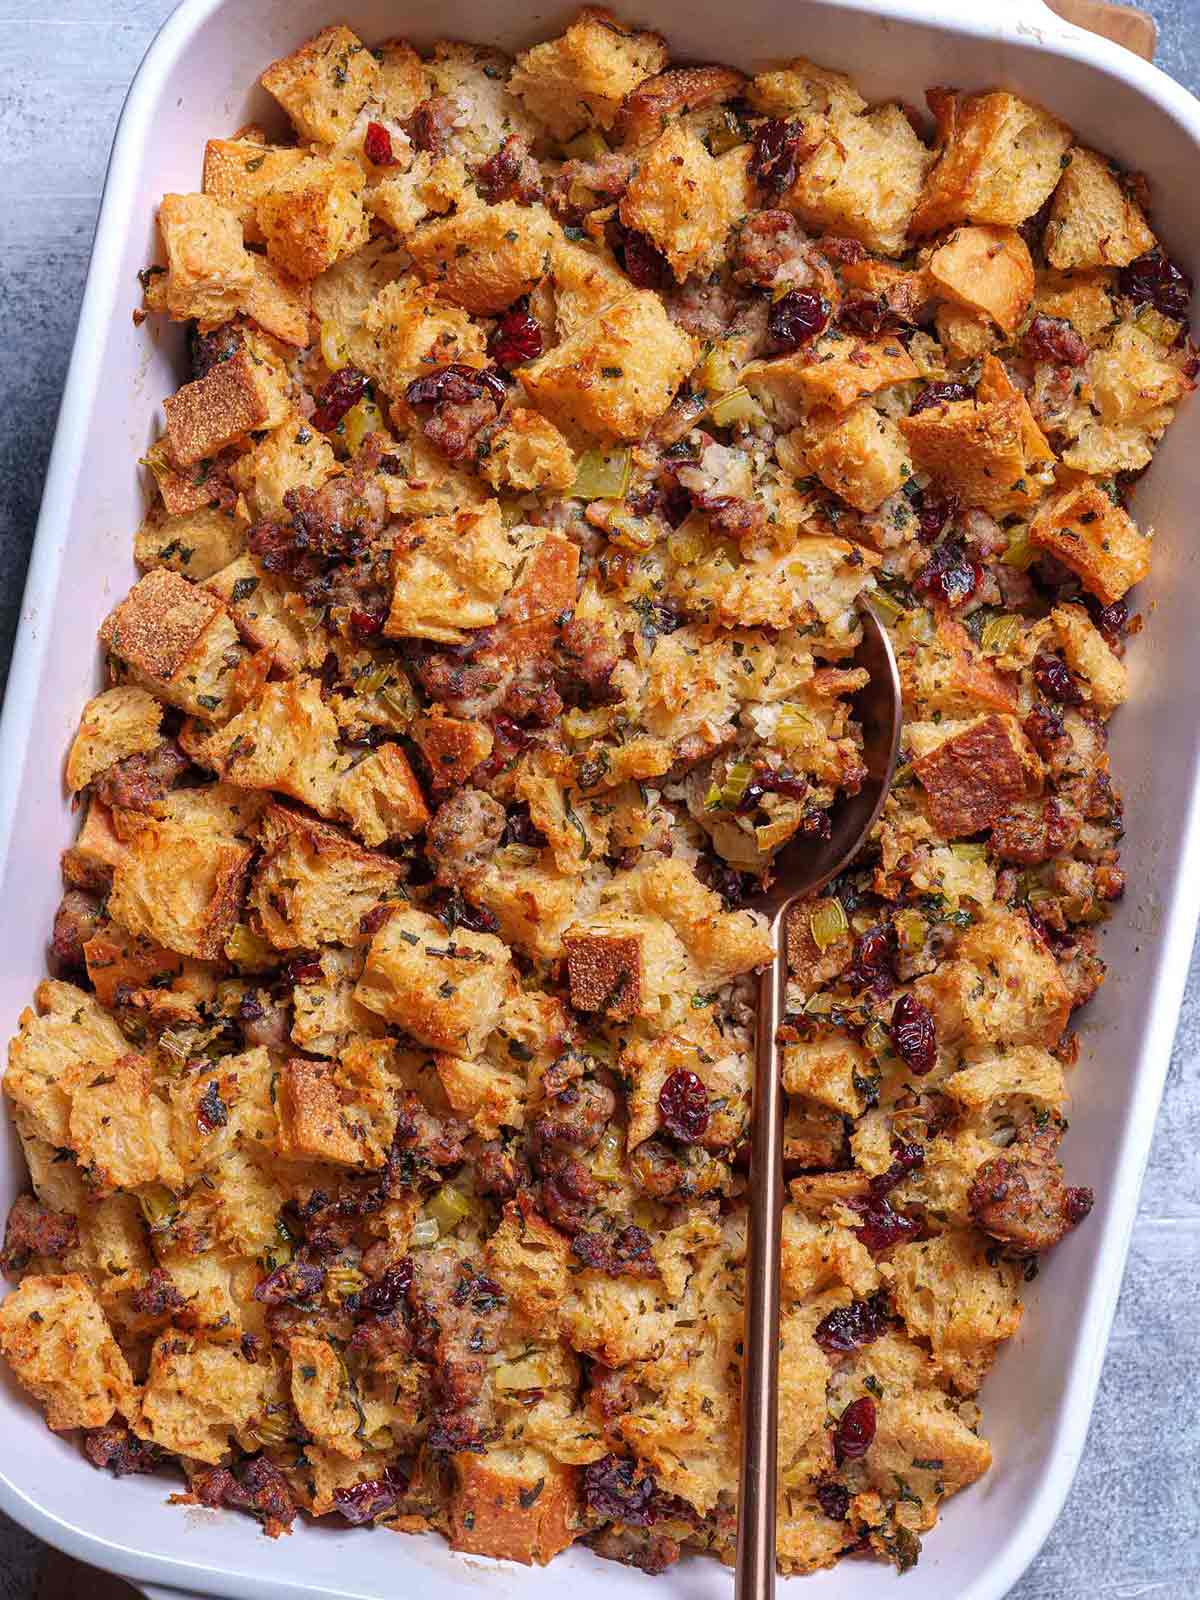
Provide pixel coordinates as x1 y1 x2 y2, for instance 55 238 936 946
2 1 1198 1597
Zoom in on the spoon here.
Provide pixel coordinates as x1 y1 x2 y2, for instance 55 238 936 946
735 603 903 1600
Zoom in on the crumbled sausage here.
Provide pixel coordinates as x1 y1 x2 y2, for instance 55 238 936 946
968 1119 1094 1252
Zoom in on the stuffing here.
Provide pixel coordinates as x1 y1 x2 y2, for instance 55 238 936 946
449 1447 579 1565
786 104 932 257
65 687 163 793
915 907 1072 1049
200 677 347 817
260 25 381 145
476 408 576 493
107 806 254 961
509 8 668 139
1029 482 1152 604
134 503 248 581
744 334 917 423
911 89 1072 235
357 277 487 402
156 193 252 325
407 202 559 314
249 802 404 950
619 125 745 283
911 712 1042 838
0 1274 132 1430
384 500 522 643
900 388 1052 517
1044 146 1156 270
255 156 369 281
337 744 431 846
138 1331 269 1463
100 569 244 720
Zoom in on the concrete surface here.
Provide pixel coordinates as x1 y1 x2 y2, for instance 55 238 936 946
0 1 1197 1595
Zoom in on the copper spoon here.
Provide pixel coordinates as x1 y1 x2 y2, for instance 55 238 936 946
735 604 902 1600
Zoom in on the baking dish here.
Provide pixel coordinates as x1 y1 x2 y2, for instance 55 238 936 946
2 1 1198 1597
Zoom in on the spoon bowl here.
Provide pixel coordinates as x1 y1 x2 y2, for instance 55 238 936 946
735 604 903 1600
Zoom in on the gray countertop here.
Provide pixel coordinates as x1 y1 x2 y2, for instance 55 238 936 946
1 2 1198 1596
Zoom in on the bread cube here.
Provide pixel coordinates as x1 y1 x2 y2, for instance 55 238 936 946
521 290 696 440
884 1231 1023 1394
564 931 642 1020
385 500 521 644
62 1049 163 1192
748 56 866 120
107 806 253 961
337 744 431 846
484 1199 570 1328
289 1333 363 1456
250 802 404 950
901 617 1017 718
934 303 999 361
290 946 385 1058
255 155 368 281
781 1031 872 1119
1029 482 1151 604
1045 146 1156 269
276 1056 386 1170
227 411 338 524
426 41 545 167
260 25 381 145
100 569 243 719
472 851 581 960
201 677 346 816
162 346 284 467
202 137 310 244
915 906 1071 1047
410 713 495 791
927 225 1034 335
156 192 253 327
912 712 1041 839
135 503 248 581
547 234 630 338
803 401 912 512
82 920 182 1010
504 531 580 625
786 104 931 257
240 253 311 347
1051 603 1128 716
1034 267 1117 341
4 982 127 1149
65 687 163 793
900 394 1048 517
745 334 917 424
354 906 514 1056
138 1331 267 1463
358 277 487 401
368 152 471 241
1090 321 1186 424
0 1274 132 1431
476 407 576 493
407 201 558 314
449 1446 578 1566
619 125 743 282
375 36 432 121
943 1044 1066 1119
204 554 318 676
911 89 1072 236
60 800 129 894
509 7 668 140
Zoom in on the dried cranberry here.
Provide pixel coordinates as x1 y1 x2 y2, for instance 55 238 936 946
813 1291 890 1354
838 296 893 337
348 607 384 640
1033 652 1084 705
916 490 955 545
357 1259 413 1316
583 1455 660 1526
334 1465 408 1526
912 540 981 608
750 118 807 195
658 1069 710 1143
767 290 830 353
1021 313 1088 367
284 954 323 984
1119 248 1193 320
737 765 809 814
890 992 936 1075
196 1079 228 1133
848 923 896 995
621 228 672 291
363 121 397 167
1064 1186 1095 1225
253 1261 325 1305
405 363 507 409
833 1397 876 1464
1087 596 1128 646
816 1481 850 1520
910 381 972 414
870 1141 925 1199
490 308 544 369
852 1194 920 1254
311 366 369 432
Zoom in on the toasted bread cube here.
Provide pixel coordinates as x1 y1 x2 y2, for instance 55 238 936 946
368 151 472 240
385 500 521 644
0 1274 132 1431
504 531 581 626
138 1330 267 1463
476 407 576 493
354 906 513 1056
61 801 128 894
288 1333 363 1456
66 687 163 792
449 1446 578 1566
156 193 253 325
375 36 432 120
786 104 931 257
100 569 243 719
82 921 182 1009
619 125 744 283
255 155 368 281
108 807 253 961
228 411 338 524
901 618 1016 718
564 932 642 1021
484 1199 570 1327
411 712 495 791
276 1056 385 1169
614 64 749 151
290 946 385 1057
407 202 558 315
1051 603 1128 715
1090 322 1186 424
162 346 284 467
884 1231 1022 1393
250 802 403 950
944 1044 1066 1118
1034 268 1117 341
912 89 1072 236
141 436 228 517
427 41 545 167
204 554 317 675
201 677 346 816
521 290 696 440
240 253 311 347
337 744 431 846
746 334 917 424
202 138 310 244
135 503 248 581
62 1050 161 1191
260 25 381 145
782 1031 873 1119
5 980 128 1154
358 277 487 401
803 401 912 512
915 906 1071 1047
509 7 667 140
1031 483 1151 604
1045 146 1156 269
912 713 1041 838
927 225 1034 335
748 56 866 119
900 395 1047 517
547 234 630 338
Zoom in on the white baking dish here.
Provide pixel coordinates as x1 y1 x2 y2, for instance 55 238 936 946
2 1 1198 1596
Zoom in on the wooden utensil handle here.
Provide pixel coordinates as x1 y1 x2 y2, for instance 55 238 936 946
1043 0 1157 58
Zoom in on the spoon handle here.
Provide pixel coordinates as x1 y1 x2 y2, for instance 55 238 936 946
736 899 793 1600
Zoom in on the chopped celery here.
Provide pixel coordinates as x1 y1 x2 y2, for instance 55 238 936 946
137 1185 179 1233
573 448 631 501
410 1217 440 1247
563 128 609 160
320 319 348 370
1002 525 1036 570
979 613 1022 655
776 703 818 747
809 896 849 952
427 1184 471 1235
719 760 754 808
343 396 384 454
1135 303 1182 346
950 842 989 862
871 589 910 623
708 386 759 427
